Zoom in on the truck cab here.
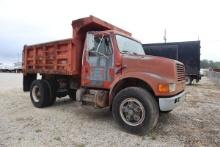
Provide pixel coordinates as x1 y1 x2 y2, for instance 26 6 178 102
80 29 185 134
81 30 185 109
23 16 185 135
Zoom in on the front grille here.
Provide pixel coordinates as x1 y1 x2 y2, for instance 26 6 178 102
176 63 185 81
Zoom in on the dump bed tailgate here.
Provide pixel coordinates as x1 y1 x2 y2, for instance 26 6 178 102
23 38 81 76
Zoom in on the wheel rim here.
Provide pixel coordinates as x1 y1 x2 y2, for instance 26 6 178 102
119 98 145 126
32 85 41 102
185 76 191 85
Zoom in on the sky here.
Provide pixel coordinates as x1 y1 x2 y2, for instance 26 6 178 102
0 0 220 64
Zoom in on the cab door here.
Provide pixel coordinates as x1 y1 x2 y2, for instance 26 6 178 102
82 33 114 89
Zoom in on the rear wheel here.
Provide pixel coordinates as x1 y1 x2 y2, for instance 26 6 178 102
30 80 50 108
112 87 159 135
68 89 76 100
43 79 56 106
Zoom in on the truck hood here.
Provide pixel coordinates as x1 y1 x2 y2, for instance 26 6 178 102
122 54 178 81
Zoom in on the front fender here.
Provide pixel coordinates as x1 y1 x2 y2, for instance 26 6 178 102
109 71 171 104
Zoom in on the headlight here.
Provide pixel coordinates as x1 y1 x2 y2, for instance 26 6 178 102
158 83 176 93
168 83 176 92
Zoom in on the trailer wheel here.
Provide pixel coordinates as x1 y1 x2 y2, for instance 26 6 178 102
30 80 50 108
112 87 159 135
186 76 192 85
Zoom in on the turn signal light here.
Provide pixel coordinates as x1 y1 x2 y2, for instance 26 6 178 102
158 83 176 93
158 84 169 92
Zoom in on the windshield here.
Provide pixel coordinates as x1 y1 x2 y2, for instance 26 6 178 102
116 35 145 55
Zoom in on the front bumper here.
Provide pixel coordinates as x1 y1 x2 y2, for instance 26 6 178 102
159 91 186 111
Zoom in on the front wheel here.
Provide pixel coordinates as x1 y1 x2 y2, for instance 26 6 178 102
160 110 172 113
112 87 159 135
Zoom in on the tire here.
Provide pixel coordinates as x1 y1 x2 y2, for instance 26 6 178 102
30 80 50 108
68 89 76 100
186 76 192 85
112 87 159 135
42 79 56 106
160 110 172 113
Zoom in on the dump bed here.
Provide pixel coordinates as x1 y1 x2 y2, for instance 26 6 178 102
23 38 81 75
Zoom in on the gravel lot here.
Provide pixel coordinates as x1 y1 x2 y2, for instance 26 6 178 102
0 73 219 146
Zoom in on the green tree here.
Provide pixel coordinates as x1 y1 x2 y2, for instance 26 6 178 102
201 59 220 68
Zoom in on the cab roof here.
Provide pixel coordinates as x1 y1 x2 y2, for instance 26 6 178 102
91 30 141 43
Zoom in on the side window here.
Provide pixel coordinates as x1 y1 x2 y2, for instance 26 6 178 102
89 36 113 57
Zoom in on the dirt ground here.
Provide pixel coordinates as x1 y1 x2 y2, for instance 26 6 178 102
0 73 219 147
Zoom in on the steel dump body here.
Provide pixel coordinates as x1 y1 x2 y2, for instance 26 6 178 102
23 16 131 76
23 38 80 75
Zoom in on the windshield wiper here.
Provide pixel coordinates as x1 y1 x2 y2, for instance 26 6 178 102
121 50 141 56
121 50 130 54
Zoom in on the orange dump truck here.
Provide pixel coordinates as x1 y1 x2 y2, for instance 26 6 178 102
23 16 185 134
